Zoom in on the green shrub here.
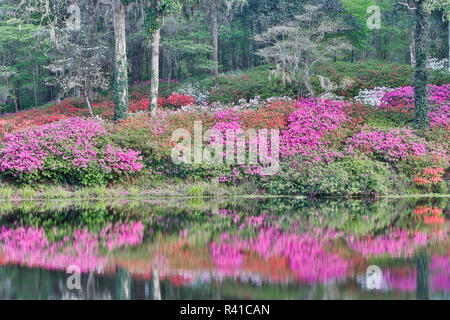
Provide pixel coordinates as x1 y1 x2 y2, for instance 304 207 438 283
429 69 450 86
259 155 396 196
314 60 413 98
200 66 304 104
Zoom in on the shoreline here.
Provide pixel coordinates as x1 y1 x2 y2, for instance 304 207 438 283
0 182 448 202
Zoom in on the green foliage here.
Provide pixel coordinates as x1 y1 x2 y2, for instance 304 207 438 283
315 60 414 98
199 66 308 104
144 0 183 36
259 155 397 196
110 115 157 161
429 69 450 86
187 185 205 197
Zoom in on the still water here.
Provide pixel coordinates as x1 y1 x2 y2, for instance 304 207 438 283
0 197 449 300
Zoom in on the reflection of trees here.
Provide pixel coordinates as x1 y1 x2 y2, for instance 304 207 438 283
152 267 162 300
0 197 449 300
115 268 131 300
417 250 431 300
0 265 115 300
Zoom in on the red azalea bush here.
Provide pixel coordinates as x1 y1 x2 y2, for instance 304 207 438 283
414 167 445 187
0 92 195 137
159 93 196 109
240 99 298 130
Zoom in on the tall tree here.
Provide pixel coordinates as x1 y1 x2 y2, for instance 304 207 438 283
144 0 182 116
400 0 422 67
413 0 430 129
256 5 352 100
205 0 247 76
425 0 450 71
111 0 129 121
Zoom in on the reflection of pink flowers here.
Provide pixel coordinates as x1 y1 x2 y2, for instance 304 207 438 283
211 228 351 283
211 239 243 271
346 230 433 258
431 255 450 292
384 268 416 292
100 221 144 251
0 222 143 273
383 255 450 293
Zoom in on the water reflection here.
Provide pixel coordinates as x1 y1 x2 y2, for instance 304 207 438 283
0 197 448 300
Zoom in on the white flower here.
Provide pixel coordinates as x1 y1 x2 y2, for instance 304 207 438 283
355 87 392 107
427 58 449 71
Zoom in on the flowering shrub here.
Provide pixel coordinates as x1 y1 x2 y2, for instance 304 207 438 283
177 83 211 104
159 93 196 109
0 117 143 185
414 167 445 187
380 84 450 128
355 87 392 107
241 98 297 130
203 66 299 104
281 99 349 161
346 128 428 163
427 58 449 71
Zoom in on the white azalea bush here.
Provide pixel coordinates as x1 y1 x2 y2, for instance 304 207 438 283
355 87 392 107
427 58 449 71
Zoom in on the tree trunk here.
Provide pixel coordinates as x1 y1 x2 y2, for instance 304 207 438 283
15 79 20 111
410 27 416 68
12 86 18 113
211 0 219 76
413 0 430 130
85 0 96 102
33 65 39 108
85 87 94 117
150 27 161 117
303 72 317 103
112 1 129 122
115 268 131 300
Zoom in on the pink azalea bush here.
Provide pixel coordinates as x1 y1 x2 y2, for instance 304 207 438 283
281 98 349 162
0 117 143 185
380 84 450 128
346 128 428 163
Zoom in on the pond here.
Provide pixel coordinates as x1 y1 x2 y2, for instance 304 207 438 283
0 197 449 300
